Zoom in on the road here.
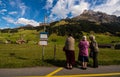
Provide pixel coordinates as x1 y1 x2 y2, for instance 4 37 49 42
0 65 120 77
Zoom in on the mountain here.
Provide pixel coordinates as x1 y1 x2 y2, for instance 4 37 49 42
47 10 120 37
73 10 120 24
0 10 120 37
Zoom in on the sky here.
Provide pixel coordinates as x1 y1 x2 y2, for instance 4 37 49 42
0 0 120 29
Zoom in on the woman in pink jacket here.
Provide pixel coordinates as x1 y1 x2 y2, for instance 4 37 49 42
78 36 89 70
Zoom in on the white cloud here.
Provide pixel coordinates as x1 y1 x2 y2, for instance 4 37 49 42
2 17 39 27
51 0 69 19
49 0 71 21
8 0 28 16
93 0 120 16
19 3 27 16
70 0 89 16
49 0 90 21
106 0 119 6
10 0 28 16
0 9 7 14
48 0 120 21
17 18 39 26
2 17 16 24
9 11 18 15
113 10 120 16
45 0 54 10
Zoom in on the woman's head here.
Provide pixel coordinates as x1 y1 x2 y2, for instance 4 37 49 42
68 33 72 36
89 35 95 40
82 36 87 41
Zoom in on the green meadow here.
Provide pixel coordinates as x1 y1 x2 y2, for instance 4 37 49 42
0 31 120 68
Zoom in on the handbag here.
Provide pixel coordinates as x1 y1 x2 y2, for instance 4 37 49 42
63 46 66 51
89 51 93 58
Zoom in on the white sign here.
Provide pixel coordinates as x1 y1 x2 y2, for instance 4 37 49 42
39 32 48 45
40 34 48 39
39 41 47 45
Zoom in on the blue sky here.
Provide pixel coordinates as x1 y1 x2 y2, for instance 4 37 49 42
0 0 120 29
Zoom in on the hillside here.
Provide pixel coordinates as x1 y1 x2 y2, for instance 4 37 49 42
48 10 120 37
0 10 120 43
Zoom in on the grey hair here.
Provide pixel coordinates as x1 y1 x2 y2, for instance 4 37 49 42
89 35 95 40
82 35 87 41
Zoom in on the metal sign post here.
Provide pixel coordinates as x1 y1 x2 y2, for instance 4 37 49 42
42 45 45 61
39 32 48 61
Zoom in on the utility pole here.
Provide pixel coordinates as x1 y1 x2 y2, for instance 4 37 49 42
44 15 47 32
41 15 48 61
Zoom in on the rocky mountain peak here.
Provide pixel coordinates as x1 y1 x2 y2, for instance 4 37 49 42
73 10 120 23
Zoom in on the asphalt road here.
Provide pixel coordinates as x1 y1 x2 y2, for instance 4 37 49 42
0 65 120 77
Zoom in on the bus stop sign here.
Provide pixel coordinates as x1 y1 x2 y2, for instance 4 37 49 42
39 32 48 46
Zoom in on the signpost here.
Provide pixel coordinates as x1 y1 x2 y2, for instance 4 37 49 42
39 32 48 60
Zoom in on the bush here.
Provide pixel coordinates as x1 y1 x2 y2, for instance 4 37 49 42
115 43 120 49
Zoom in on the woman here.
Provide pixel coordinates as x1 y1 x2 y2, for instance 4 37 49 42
89 35 99 68
64 34 75 69
78 36 89 70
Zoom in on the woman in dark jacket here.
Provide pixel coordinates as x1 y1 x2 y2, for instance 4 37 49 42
89 35 99 68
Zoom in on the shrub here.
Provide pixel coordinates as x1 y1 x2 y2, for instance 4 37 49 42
115 43 120 49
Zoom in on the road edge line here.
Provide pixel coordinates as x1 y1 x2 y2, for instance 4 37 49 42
46 67 63 76
52 72 120 77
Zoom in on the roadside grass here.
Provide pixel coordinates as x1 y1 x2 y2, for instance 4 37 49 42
98 48 120 65
0 44 120 68
0 44 66 68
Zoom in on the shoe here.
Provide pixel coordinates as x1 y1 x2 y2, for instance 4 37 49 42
81 67 87 70
69 66 73 70
93 66 98 68
66 66 69 69
83 67 87 70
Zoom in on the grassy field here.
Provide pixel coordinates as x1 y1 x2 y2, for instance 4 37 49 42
0 44 65 68
0 32 120 68
0 43 120 68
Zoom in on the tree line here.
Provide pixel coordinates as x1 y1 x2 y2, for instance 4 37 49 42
0 19 120 39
